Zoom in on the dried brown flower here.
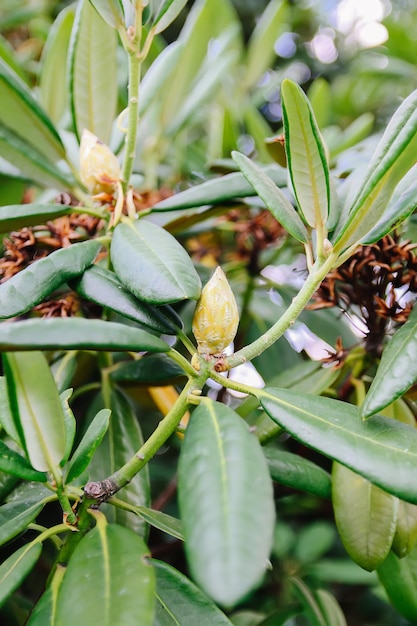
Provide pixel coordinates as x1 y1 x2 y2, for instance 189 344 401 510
310 234 417 355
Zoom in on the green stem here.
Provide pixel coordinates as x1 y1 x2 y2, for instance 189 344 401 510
56 486 77 526
167 347 197 377
210 370 259 397
107 373 207 491
121 51 141 192
226 254 337 369
177 329 197 356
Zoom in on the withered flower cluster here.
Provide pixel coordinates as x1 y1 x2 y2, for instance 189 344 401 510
310 234 417 356
0 213 103 318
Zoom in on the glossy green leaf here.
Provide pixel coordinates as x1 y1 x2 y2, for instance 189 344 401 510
69 0 117 142
65 408 110 483
360 164 417 243
153 0 188 34
0 498 46 547
392 500 417 558
52 353 79 393
133 507 183 540
308 78 332 129
0 239 100 319
88 0 125 28
361 306 417 418
178 399 275 607
25 565 65 626
232 151 309 243
314 590 347 626
60 389 76 467
88 390 150 536
378 549 417 622
140 42 184 116
332 463 397 571
264 448 331 498
0 123 73 190
70 265 182 334
157 0 240 133
0 440 47 482
0 318 169 352
0 542 42 608
152 559 233 625
55 522 155 625
281 79 330 229
111 354 185 385
333 88 417 251
0 57 66 163
259 387 417 504
0 203 73 233
152 165 287 211
111 219 201 303
0 376 21 445
167 36 238 136
290 577 327 626
244 0 288 88
39 7 75 124
3 351 66 472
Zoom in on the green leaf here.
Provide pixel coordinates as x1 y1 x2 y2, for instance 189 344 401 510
55 522 155 625
0 203 73 233
167 34 238 136
0 542 42 608
88 0 125 28
111 354 185 385
153 166 287 211
232 151 309 243
378 549 417 623
290 577 327 626
134 507 183 540
0 239 101 319
65 408 110 483
0 123 74 190
39 7 75 124
361 306 417 418
152 559 233 625
0 318 169 352
152 0 188 34
0 440 47 482
27 564 65 626
332 463 397 571
88 390 150 536
392 500 417 558
360 164 417 243
259 387 417 504
0 57 66 163
0 498 46 547
264 448 331 498
3 351 67 472
178 399 275 607
111 219 201 304
60 389 76 467
308 78 332 129
314 590 347 626
281 79 330 229
333 88 417 251
244 0 288 88
140 42 184 116
69 0 118 142
0 376 22 445
70 265 182 334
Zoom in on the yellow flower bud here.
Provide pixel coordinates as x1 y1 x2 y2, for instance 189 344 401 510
79 129 121 195
192 267 239 356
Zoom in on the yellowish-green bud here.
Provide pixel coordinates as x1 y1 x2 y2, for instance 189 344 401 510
192 267 239 356
79 129 121 195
